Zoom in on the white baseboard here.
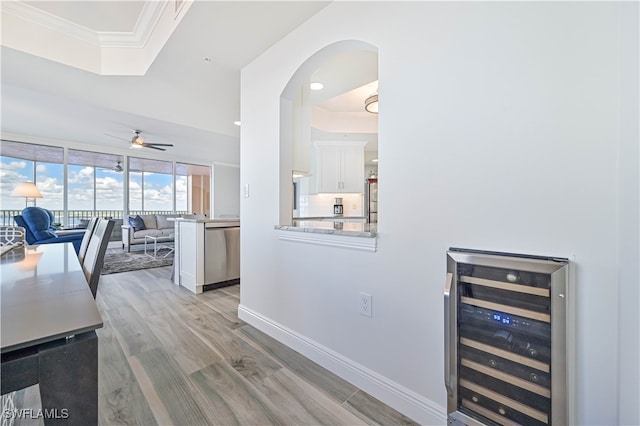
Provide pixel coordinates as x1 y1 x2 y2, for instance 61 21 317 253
238 304 447 425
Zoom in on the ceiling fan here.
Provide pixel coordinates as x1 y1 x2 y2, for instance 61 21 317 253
106 130 174 151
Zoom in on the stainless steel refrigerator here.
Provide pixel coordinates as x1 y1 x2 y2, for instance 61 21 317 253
365 177 378 223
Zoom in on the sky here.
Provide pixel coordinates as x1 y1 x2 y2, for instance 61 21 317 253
1 156 188 213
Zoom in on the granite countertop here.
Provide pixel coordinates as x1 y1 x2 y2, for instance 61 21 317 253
293 216 367 220
169 217 240 224
275 220 376 238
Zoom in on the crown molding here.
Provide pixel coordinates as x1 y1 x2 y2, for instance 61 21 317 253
98 1 168 48
1 1 167 48
2 1 99 44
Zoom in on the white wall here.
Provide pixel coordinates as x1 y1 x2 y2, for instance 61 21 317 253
240 2 639 425
212 164 240 218
617 4 640 424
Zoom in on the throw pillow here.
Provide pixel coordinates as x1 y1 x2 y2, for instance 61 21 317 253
128 215 146 231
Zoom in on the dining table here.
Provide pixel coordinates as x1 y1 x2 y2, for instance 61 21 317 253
1 242 103 425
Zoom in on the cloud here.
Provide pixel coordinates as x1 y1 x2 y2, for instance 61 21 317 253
67 166 94 184
1 160 28 171
0 160 34 209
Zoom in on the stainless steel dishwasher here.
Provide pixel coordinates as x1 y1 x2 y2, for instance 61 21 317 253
204 224 240 288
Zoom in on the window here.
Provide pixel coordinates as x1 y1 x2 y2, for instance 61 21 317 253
176 162 211 217
67 149 124 226
0 141 210 226
0 141 64 222
128 157 174 214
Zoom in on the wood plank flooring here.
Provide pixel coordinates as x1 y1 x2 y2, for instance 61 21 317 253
12 265 419 426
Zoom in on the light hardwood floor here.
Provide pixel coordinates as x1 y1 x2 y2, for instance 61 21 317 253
13 265 419 426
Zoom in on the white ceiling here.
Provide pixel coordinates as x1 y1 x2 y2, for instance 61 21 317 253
0 1 377 164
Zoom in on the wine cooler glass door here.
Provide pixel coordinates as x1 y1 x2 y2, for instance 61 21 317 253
445 249 568 426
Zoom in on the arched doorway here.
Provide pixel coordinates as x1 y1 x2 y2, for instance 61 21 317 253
280 40 379 224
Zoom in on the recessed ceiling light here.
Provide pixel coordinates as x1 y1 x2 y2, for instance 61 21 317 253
233 121 241 126
310 82 324 91
203 56 213 63
372 158 379 163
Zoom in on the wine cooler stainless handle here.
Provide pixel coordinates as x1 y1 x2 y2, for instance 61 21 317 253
444 272 454 397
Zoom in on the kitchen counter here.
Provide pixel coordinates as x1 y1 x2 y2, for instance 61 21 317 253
170 218 240 294
292 216 367 220
275 220 376 238
170 217 239 225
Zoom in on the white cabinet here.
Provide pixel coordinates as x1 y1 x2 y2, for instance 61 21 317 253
314 141 366 193
174 219 240 294
292 85 311 174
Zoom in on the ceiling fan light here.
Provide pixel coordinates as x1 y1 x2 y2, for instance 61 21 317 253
131 130 144 145
364 94 378 114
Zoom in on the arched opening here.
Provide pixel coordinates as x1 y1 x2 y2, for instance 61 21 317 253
280 40 379 226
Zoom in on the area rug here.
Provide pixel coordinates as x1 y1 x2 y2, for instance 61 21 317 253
101 248 174 274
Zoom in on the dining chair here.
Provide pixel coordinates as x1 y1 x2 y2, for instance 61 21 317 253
77 217 99 265
1 390 16 426
0 226 25 247
0 212 24 424
82 219 114 299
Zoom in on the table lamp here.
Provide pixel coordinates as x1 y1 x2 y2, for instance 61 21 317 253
11 182 43 207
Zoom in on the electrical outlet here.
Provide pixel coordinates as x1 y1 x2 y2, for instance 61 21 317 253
359 293 372 317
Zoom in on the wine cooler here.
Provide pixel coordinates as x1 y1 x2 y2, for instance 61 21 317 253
444 248 570 426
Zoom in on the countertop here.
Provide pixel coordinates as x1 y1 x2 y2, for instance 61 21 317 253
292 216 367 220
275 220 376 238
169 217 240 224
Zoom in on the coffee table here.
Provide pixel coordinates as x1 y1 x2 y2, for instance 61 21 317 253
144 235 174 259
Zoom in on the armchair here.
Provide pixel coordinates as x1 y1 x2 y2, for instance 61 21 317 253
14 207 85 254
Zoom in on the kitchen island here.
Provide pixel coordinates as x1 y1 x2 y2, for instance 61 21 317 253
275 220 377 252
171 218 240 294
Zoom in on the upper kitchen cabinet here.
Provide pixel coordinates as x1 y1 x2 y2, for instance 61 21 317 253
314 141 365 193
292 84 312 175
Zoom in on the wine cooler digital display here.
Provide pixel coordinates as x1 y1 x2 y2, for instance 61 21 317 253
445 249 569 426
491 312 510 325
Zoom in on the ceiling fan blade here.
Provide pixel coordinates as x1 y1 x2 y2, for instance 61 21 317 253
143 145 167 151
145 143 174 147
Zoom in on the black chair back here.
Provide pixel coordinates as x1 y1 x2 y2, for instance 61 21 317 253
82 219 114 299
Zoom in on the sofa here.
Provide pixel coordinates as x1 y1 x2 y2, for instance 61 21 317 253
14 207 85 254
121 214 179 252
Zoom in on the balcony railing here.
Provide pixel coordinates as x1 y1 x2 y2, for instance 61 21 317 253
1 210 187 241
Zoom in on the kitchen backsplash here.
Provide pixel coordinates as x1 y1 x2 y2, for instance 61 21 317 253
297 193 364 217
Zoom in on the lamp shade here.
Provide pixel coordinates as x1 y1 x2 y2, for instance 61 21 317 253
11 182 42 198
